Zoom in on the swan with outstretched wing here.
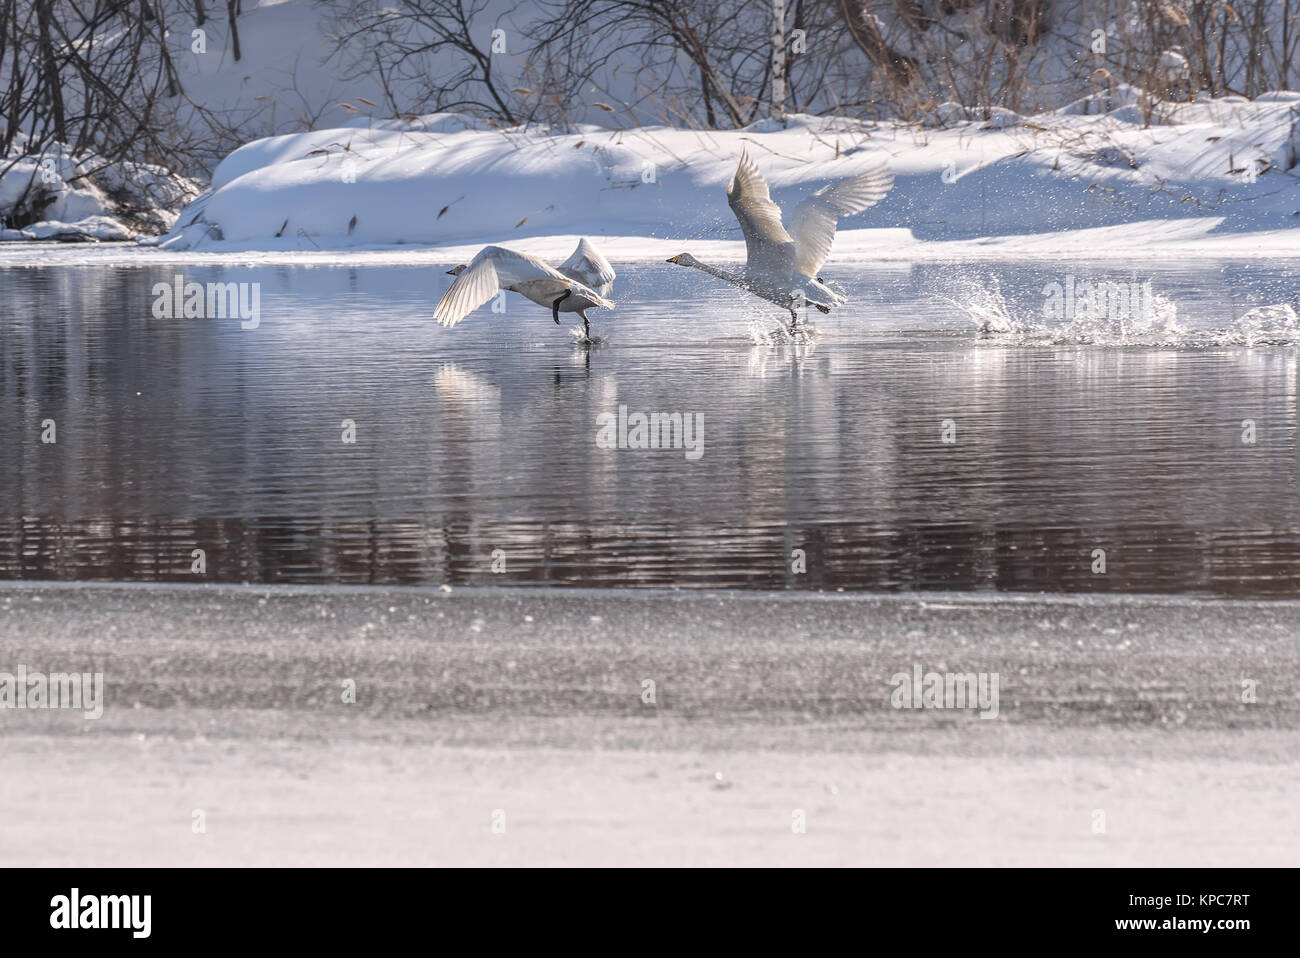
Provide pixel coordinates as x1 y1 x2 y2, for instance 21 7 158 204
667 153 893 335
438 239 616 341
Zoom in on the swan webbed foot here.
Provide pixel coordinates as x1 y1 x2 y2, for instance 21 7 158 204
569 322 603 348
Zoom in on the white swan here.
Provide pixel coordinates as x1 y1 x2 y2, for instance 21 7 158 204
436 238 616 339
667 153 894 332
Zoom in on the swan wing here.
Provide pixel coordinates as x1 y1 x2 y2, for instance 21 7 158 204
726 152 796 277
788 162 894 280
558 237 616 295
433 246 566 327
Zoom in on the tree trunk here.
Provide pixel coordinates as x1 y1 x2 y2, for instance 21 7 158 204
36 1 67 143
836 0 919 87
227 0 241 61
771 0 786 122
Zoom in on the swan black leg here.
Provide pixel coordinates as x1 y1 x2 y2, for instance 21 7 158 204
552 289 572 324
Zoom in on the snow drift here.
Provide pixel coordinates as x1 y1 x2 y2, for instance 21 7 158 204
0 139 202 242
153 94 1300 260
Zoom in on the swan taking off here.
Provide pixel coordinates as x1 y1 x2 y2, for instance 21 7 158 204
667 152 894 333
436 238 616 340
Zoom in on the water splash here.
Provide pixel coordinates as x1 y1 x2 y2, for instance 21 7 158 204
1049 288 1184 344
943 276 1299 347
568 326 609 346
746 318 818 346
1226 304 1300 346
940 275 1015 334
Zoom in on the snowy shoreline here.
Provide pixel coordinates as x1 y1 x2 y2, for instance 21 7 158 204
4 221 1300 268
3 581 1297 866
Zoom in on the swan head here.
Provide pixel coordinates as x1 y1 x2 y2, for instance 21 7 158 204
446 265 467 276
666 253 699 268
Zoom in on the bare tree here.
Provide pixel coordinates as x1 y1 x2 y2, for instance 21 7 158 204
530 0 849 128
0 1 205 226
326 1 523 124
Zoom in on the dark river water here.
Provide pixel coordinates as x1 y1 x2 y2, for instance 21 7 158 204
2 258 1298 594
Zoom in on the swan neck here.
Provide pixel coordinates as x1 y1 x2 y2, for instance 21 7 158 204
691 259 743 285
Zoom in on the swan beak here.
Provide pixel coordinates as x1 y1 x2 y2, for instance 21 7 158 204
666 255 680 264
446 265 465 276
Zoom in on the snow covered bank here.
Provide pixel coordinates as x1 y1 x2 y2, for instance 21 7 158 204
0 141 203 242
146 96 1300 261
